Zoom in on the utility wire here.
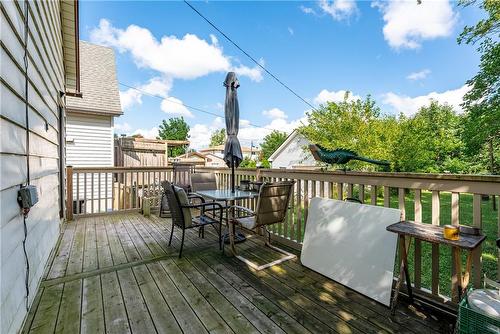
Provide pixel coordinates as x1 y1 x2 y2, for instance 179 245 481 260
118 82 276 131
22 0 31 311
183 0 316 111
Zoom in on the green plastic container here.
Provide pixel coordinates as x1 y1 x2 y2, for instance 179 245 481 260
458 291 500 333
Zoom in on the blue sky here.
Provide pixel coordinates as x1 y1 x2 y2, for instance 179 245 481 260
79 0 483 149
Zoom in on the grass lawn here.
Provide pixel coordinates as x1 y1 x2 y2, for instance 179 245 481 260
281 189 498 298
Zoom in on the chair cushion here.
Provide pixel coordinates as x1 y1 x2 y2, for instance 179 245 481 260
468 289 500 319
235 216 257 230
174 186 192 227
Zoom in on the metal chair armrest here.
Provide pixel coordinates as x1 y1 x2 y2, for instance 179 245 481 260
230 205 255 218
188 193 205 203
183 202 224 223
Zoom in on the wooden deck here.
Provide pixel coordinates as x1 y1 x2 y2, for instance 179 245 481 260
23 213 454 333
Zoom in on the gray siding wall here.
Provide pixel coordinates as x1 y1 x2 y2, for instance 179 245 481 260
1 1 65 333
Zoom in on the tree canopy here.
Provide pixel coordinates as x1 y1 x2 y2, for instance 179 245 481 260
299 93 397 171
393 102 465 173
260 130 288 161
458 0 499 174
158 117 190 157
297 93 482 173
209 129 226 147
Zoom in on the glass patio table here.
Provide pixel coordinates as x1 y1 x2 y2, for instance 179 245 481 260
195 189 259 244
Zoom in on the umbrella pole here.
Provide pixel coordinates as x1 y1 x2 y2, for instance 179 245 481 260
231 158 235 193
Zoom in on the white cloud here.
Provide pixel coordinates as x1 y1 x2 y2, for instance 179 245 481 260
407 69 431 81
318 0 358 21
215 102 224 111
114 122 132 133
90 19 263 81
232 61 263 82
120 77 172 110
314 89 362 105
373 0 457 49
189 117 225 150
262 108 288 120
160 97 193 118
300 6 316 15
119 89 142 110
189 111 307 150
240 119 251 128
238 116 307 148
288 27 294 36
132 127 159 139
119 77 193 117
381 85 470 116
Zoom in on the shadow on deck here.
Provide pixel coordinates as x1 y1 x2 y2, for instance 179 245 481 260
23 212 454 333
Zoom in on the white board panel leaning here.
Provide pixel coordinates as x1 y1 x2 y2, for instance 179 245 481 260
301 198 401 306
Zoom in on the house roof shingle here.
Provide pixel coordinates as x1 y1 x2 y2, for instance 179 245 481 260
66 41 122 116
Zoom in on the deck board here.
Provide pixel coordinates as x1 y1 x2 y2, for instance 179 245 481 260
80 276 105 334
23 212 453 333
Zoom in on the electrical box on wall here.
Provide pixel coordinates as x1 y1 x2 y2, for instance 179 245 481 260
18 185 39 210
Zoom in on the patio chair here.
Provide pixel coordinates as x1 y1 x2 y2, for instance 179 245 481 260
191 173 229 221
162 181 223 258
173 163 195 193
228 181 296 270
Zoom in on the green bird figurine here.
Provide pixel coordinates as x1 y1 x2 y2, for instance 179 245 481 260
309 144 390 168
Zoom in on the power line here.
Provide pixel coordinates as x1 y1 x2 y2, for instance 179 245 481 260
118 82 275 131
183 0 316 111
120 82 221 118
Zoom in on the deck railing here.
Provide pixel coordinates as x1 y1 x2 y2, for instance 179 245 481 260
66 165 500 307
66 166 174 220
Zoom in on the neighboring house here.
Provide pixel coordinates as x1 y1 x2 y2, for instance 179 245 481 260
170 151 208 166
269 130 318 169
1 2 79 334
65 41 122 213
205 153 226 167
200 144 261 160
169 151 227 167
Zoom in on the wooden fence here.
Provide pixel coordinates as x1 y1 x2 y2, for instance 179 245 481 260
66 166 500 307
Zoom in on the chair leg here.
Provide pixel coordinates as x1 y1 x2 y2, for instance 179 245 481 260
168 222 175 246
179 229 185 258
265 228 272 246
219 223 222 250
221 223 225 254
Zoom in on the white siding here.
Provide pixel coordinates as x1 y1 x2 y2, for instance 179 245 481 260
1 1 65 333
270 133 316 169
66 113 114 167
66 113 114 212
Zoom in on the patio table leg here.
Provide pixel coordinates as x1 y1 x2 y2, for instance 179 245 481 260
228 199 237 256
391 234 412 315
229 220 237 256
460 252 473 299
452 247 463 301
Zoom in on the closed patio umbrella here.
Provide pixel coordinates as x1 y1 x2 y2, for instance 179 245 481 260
223 72 243 192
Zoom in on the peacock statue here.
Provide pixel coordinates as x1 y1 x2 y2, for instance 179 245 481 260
309 144 390 168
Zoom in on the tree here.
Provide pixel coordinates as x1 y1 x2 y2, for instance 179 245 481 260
209 129 226 147
158 117 190 157
393 101 466 173
260 130 288 160
458 0 499 174
239 157 257 168
298 93 396 171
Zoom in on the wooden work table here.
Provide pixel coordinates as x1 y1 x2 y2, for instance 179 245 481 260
386 221 486 314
